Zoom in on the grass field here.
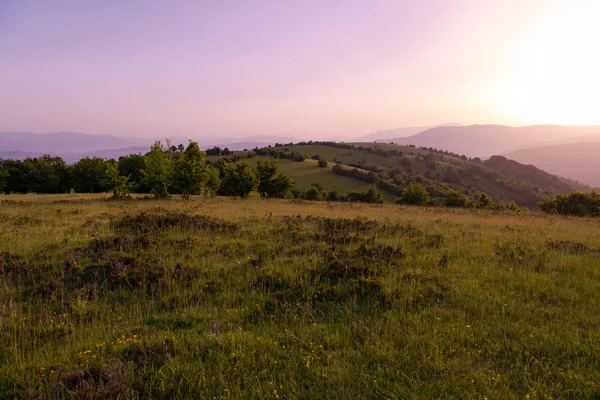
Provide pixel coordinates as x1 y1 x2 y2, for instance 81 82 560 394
1 195 600 398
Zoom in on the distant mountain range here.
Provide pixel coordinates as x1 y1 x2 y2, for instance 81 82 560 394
356 123 463 142
505 142 600 187
0 132 298 163
381 124 600 158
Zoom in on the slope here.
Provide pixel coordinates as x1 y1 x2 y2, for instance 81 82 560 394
505 142 600 187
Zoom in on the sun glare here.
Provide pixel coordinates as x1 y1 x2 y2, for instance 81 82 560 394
493 2 600 125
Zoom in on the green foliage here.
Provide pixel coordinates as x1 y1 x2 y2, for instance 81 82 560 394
0 165 7 193
70 157 108 193
256 159 294 198
397 183 430 205
118 154 149 193
23 155 70 194
142 141 173 199
303 182 325 201
317 158 328 168
204 166 221 197
172 141 207 200
102 162 132 200
220 162 259 198
538 191 600 217
476 192 492 208
444 190 470 208
347 185 384 204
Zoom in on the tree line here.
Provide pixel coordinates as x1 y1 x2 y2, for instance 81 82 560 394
0 140 386 204
0 141 294 200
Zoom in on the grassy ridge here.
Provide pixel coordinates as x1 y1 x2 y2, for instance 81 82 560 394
1 196 600 398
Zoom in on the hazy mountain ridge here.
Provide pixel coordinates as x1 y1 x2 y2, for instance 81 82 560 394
0 132 299 163
356 123 463 142
505 142 600 187
384 124 600 158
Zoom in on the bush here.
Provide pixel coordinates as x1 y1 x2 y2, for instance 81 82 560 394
397 183 429 206
538 191 600 217
318 159 328 168
444 190 470 208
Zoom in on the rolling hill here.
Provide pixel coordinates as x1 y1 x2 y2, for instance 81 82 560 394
505 142 600 187
248 141 584 208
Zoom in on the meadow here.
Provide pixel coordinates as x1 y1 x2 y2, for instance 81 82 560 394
1 195 599 399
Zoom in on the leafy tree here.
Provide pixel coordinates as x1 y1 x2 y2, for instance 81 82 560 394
476 192 492 208
304 182 324 201
70 157 107 193
317 158 328 168
538 191 600 217
23 155 70 194
102 162 131 199
0 161 8 193
348 185 384 204
444 190 470 208
256 159 294 198
206 146 222 156
118 154 149 192
327 189 341 201
204 166 221 196
172 141 207 200
220 162 259 198
142 141 173 199
397 183 429 205
1 160 27 193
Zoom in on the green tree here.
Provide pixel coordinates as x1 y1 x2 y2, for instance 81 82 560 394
70 157 108 193
256 159 294 198
102 162 131 199
397 183 429 205
0 160 27 193
118 154 149 193
348 185 384 204
476 192 492 208
220 162 259 198
304 182 324 201
142 141 173 199
23 155 70 194
317 158 328 168
204 166 221 197
444 190 470 208
172 141 207 200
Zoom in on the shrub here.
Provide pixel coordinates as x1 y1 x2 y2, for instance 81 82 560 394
397 183 429 206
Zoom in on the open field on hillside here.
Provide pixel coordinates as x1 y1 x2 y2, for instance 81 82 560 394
1 196 600 398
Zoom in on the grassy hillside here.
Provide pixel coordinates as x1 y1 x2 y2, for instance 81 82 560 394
257 142 578 208
1 196 600 398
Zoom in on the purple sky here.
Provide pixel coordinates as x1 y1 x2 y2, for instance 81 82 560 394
1 0 597 139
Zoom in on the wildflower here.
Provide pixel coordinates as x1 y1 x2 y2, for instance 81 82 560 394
211 323 217 334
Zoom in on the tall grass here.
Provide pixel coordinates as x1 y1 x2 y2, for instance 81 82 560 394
0 196 599 398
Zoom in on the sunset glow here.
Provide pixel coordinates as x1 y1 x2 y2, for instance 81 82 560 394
1 0 599 137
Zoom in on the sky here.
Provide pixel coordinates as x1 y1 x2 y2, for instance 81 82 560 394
1 0 600 139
